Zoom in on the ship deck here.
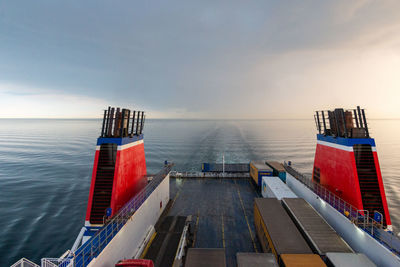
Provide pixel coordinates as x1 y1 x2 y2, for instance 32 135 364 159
167 177 262 266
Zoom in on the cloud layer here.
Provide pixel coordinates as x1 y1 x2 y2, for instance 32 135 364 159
1 1 400 118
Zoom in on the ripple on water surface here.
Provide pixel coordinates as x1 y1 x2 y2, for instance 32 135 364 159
1 119 400 266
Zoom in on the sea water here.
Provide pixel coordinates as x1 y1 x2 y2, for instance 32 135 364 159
0 119 399 266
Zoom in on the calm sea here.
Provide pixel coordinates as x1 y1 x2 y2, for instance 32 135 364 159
1 119 399 266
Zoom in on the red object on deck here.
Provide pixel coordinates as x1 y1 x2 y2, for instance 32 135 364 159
115 259 154 267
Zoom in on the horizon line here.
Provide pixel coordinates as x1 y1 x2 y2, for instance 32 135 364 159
0 117 399 120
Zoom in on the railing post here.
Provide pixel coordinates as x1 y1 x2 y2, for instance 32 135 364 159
372 222 374 236
334 194 337 208
98 235 102 256
90 241 93 261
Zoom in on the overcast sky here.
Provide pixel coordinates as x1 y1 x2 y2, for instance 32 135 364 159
1 1 400 118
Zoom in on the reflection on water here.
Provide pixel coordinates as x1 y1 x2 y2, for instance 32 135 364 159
0 119 399 265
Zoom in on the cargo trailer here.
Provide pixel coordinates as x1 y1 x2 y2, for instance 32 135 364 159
184 248 226 267
280 254 326 267
261 176 297 200
236 253 278 267
253 198 312 262
250 161 273 186
282 198 353 255
325 253 376 267
266 161 286 182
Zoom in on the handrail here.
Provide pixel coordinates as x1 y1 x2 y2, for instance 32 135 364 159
70 164 172 267
284 163 400 255
41 258 71 267
170 171 250 178
10 258 40 267
71 227 86 252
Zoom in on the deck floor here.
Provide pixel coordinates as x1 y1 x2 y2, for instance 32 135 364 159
168 177 262 266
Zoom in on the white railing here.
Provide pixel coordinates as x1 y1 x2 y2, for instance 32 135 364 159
71 227 86 252
10 258 40 267
40 258 73 267
172 217 191 267
170 171 250 178
41 259 58 267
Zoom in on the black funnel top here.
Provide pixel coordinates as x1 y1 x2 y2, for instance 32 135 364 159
314 106 369 138
100 106 145 138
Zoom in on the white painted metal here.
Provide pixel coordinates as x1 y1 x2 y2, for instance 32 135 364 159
326 253 376 267
71 227 86 252
40 259 58 267
10 258 40 267
286 173 400 267
87 174 170 267
133 225 155 259
40 257 73 267
170 171 249 178
261 176 297 200
172 224 189 267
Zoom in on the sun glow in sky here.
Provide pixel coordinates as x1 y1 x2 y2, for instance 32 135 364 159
1 1 400 118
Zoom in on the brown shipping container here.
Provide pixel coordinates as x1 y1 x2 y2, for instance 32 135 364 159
254 198 312 261
185 248 226 267
280 254 326 267
266 161 285 173
236 253 279 267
